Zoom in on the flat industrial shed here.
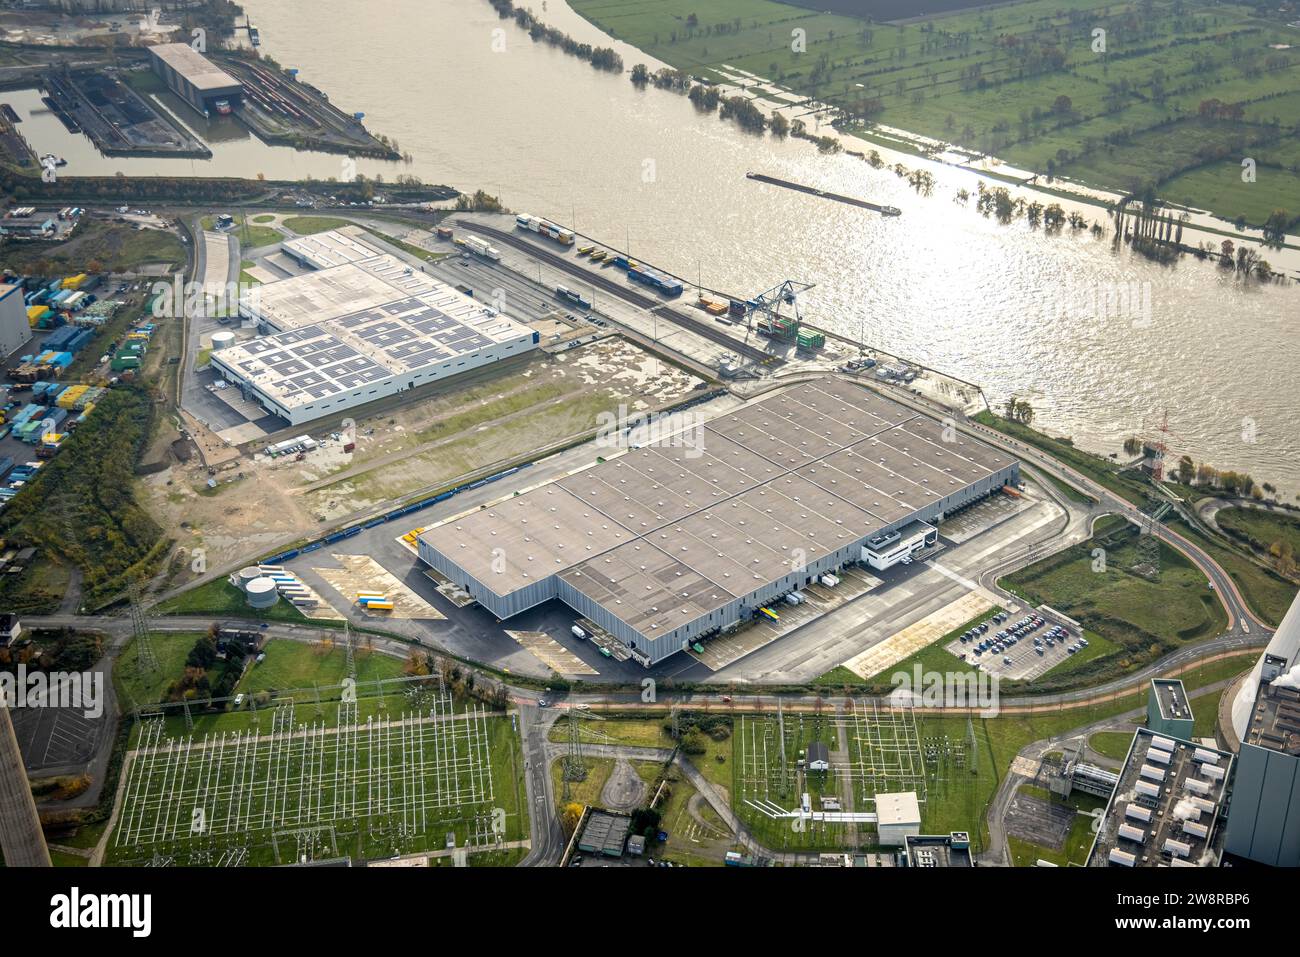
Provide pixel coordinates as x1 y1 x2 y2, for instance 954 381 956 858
418 378 1020 666
148 43 243 114
210 231 539 425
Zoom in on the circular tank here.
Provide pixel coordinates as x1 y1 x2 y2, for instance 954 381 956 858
245 577 279 609
236 565 262 590
210 331 236 351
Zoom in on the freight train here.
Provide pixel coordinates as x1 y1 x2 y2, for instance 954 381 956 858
515 213 575 245
556 285 592 310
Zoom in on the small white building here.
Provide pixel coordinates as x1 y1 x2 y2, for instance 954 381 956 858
876 791 922 847
807 741 831 772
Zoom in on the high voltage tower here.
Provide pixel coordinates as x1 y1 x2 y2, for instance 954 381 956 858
344 621 355 678
563 715 587 801
562 707 603 801
1134 502 1172 581
128 580 159 673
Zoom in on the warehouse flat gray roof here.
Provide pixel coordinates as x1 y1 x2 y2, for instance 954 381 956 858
421 379 1016 604
282 226 383 269
149 43 241 92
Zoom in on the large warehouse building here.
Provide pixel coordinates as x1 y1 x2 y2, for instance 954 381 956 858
148 43 243 116
210 230 538 425
418 378 1019 666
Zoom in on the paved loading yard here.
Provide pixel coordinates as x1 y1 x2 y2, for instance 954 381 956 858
505 631 597 676
687 564 883 671
839 588 998 680
312 553 445 620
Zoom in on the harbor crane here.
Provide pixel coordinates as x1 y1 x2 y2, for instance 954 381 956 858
741 278 815 348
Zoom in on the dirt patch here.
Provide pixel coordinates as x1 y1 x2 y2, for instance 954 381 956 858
145 337 702 582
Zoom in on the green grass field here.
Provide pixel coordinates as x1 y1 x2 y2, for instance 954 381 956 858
1088 730 1135 761
235 639 408 694
1216 506 1300 559
1001 519 1228 665
112 632 213 710
282 215 354 235
199 216 281 249
572 0 1300 225
152 578 317 625
1170 518 1297 627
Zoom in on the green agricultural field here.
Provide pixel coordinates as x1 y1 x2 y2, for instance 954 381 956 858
106 686 527 866
573 0 1300 225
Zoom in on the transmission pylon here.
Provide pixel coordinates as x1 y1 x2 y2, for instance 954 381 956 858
128 580 159 672
1134 505 1169 581
344 621 355 679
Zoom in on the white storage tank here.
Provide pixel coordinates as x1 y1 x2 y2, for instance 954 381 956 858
211 330 236 352
236 565 262 590
245 576 279 609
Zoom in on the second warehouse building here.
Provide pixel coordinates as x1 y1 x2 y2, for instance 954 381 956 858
211 229 539 425
418 377 1019 666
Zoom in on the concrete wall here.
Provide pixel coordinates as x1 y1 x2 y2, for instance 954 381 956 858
0 287 32 361
1225 742 1300 866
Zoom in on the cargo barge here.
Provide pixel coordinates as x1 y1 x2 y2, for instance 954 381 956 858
746 171 901 216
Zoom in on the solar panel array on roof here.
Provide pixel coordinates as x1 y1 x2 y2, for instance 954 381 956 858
215 245 534 417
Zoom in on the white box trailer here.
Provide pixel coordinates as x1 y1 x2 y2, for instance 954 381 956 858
465 235 501 261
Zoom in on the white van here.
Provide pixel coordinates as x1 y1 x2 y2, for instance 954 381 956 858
571 625 587 640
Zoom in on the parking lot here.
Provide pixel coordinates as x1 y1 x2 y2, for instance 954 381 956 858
944 609 1091 680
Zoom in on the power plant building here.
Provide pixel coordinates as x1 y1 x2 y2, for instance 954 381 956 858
1088 729 1233 867
148 43 243 116
418 378 1019 666
210 230 539 426
1226 591 1300 866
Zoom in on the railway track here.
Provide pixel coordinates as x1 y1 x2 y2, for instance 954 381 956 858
453 220 779 366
